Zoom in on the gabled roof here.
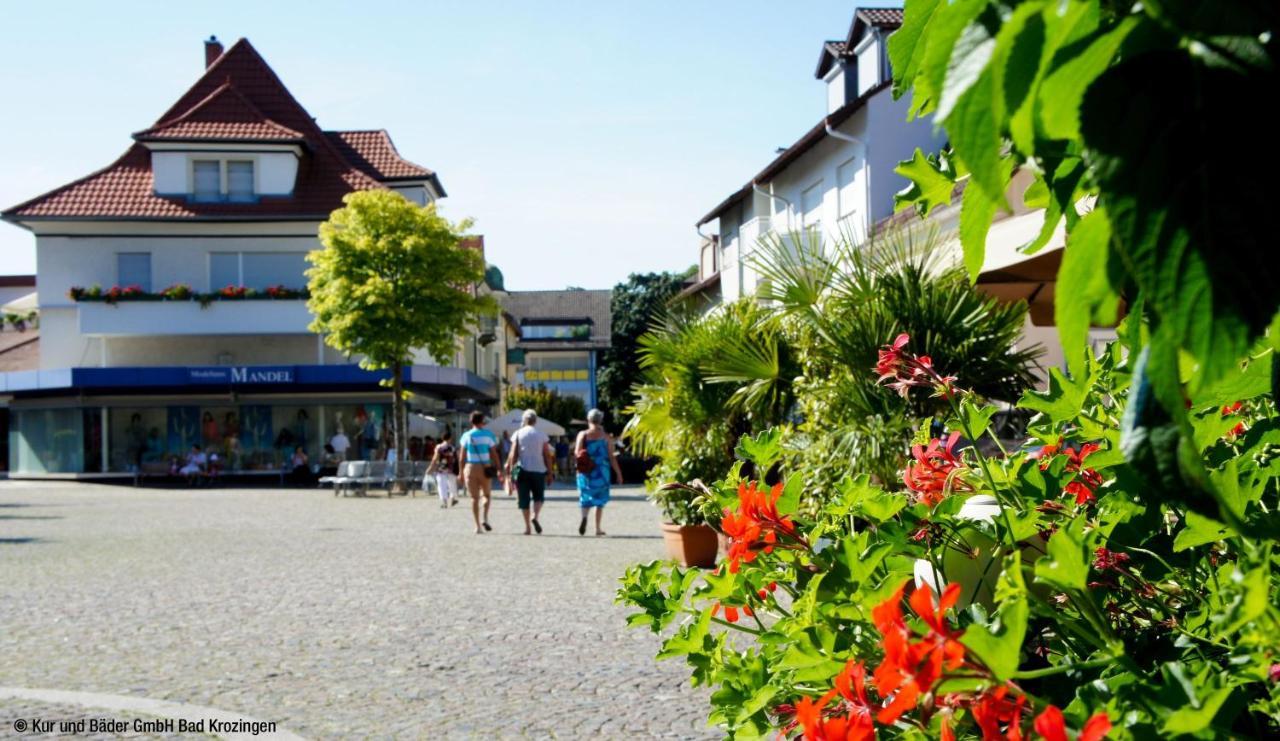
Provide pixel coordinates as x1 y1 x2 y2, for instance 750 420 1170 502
3 38 443 223
325 130 446 196
133 82 305 143
696 79 891 226
815 7 903 79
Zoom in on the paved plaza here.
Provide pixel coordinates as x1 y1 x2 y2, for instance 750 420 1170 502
0 481 713 739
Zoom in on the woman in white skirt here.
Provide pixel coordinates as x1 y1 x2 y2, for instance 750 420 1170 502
427 430 459 508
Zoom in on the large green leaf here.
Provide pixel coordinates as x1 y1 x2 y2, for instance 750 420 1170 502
894 148 956 216
907 0 990 119
1081 50 1279 396
1171 510 1232 552
1034 516 1090 593
1019 366 1090 425
960 554 1029 680
1009 0 1100 154
887 0 942 104
957 158 1012 283
1054 207 1121 373
1038 16 1139 141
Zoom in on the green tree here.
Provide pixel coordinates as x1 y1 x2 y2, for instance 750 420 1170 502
307 190 497 462
597 270 692 428
504 384 586 428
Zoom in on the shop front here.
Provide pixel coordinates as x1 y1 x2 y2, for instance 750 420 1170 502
1 364 497 477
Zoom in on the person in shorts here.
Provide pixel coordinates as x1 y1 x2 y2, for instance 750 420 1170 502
458 411 500 534
427 430 459 508
505 409 555 535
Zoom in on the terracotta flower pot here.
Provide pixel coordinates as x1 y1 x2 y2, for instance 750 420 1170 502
661 522 719 568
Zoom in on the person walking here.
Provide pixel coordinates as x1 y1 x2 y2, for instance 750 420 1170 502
427 430 459 508
505 410 555 535
575 408 623 536
458 411 501 533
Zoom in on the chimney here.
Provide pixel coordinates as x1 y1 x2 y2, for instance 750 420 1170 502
204 35 223 68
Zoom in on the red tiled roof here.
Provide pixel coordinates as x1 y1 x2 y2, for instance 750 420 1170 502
133 82 305 142
325 130 434 180
857 8 904 27
3 38 439 222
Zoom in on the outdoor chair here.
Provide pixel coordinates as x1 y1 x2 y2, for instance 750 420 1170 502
336 460 368 497
356 461 389 495
319 461 351 494
386 461 417 497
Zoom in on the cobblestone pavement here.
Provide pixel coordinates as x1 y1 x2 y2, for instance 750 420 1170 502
0 481 713 739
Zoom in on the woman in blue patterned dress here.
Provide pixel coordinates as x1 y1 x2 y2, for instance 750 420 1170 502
575 408 623 537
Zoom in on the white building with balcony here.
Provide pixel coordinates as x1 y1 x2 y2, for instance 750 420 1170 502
0 37 497 477
694 8 946 303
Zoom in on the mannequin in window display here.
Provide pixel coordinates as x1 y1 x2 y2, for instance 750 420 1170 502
142 427 164 463
223 411 240 438
223 431 242 471
201 412 219 446
293 409 309 452
126 413 146 471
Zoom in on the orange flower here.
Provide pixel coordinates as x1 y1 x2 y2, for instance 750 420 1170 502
971 686 1027 740
871 582 966 725
1033 705 1111 741
903 432 973 506
721 481 807 574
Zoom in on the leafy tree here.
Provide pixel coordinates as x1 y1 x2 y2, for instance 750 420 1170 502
597 270 693 428
307 190 497 462
504 384 586 428
889 0 1277 535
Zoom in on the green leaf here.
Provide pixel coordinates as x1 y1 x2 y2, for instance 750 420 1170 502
1019 366 1090 425
1034 516 1090 593
1009 0 1099 154
1055 208 1121 373
960 554 1029 680
888 0 942 102
1192 347 1274 408
777 474 804 516
945 72 1007 206
657 606 713 659
843 475 907 523
894 148 956 216
1172 510 1232 552
958 157 1013 283
734 428 784 470
1039 16 1139 141
908 0 990 119
1216 558 1270 635
1161 686 1233 735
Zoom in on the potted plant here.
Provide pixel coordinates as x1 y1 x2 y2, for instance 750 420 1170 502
652 480 719 568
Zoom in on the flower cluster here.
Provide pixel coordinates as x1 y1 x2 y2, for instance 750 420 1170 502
903 431 974 506
720 481 807 574
1221 401 1247 440
220 284 249 299
1034 440 1103 505
160 283 192 300
875 333 958 399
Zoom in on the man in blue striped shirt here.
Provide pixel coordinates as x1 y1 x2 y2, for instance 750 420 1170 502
458 411 501 534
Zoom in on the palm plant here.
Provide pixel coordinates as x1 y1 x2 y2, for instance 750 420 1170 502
750 225 1040 491
624 300 796 487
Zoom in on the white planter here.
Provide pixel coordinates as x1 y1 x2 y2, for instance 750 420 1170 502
913 495 1045 608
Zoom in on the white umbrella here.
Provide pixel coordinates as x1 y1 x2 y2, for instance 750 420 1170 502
2 291 37 315
407 413 444 438
486 409 566 436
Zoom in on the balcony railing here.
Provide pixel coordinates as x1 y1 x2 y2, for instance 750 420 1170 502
77 299 313 336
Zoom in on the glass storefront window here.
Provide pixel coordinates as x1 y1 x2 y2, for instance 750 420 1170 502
10 408 84 474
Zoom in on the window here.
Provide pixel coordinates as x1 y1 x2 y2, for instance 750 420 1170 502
801 181 823 235
117 253 151 291
193 160 221 202
209 252 307 290
227 161 255 202
521 324 591 340
191 159 255 202
209 253 239 290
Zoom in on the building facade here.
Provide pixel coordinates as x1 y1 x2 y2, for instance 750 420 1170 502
0 37 496 477
696 8 946 303
498 290 611 409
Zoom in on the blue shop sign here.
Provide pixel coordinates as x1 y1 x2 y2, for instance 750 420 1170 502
187 366 296 384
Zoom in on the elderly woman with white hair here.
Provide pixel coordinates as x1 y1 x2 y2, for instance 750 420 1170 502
506 408 555 535
574 408 623 536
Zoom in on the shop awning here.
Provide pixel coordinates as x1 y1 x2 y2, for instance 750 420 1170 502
975 247 1061 326
0 363 498 402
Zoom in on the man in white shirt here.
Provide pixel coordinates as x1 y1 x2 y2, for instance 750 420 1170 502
330 431 351 460
505 410 555 535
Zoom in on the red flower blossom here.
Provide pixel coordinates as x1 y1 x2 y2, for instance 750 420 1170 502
1091 548 1130 572
971 686 1027 741
720 481 807 574
903 431 973 506
789 662 876 741
872 581 965 725
1033 705 1111 741
1036 440 1104 504
874 333 958 399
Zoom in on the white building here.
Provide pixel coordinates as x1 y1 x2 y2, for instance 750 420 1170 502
0 37 497 477
692 8 946 303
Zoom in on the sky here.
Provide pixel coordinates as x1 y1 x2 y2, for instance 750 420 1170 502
0 1 897 291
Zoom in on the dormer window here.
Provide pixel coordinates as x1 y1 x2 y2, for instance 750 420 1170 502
190 158 256 202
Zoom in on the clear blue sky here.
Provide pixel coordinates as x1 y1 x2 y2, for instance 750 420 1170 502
0 1 897 290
